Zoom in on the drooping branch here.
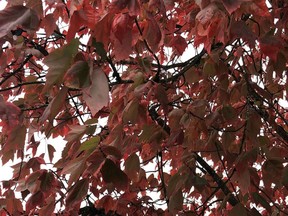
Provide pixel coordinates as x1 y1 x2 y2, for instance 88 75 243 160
147 103 240 208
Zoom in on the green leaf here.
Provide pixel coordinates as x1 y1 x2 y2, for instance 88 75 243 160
43 39 79 92
92 39 107 60
79 136 100 152
101 159 128 191
66 178 89 209
203 59 216 76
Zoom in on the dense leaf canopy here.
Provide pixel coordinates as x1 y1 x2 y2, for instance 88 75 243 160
0 0 287 215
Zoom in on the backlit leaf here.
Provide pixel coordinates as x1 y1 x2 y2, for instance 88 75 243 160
82 67 109 116
43 39 79 92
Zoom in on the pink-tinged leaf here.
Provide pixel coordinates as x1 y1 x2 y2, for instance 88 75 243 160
40 86 68 123
0 5 39 38
101 158 129 191
66 178 89 209
0 101 21 132
63 60 90 89
110 13 134 60
43 39 79 92
61 156 86 186
66 11 86 43
168 189 183 215
222 0 250 14
26 191 45 212
93 13 114 50
142 16 162 52
65 125 87 142
5 124 26 152
196 3 218 28
128 0 140 16
82 67 109 116
47 144 55 163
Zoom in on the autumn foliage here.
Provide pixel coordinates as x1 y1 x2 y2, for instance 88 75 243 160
0 0 287 215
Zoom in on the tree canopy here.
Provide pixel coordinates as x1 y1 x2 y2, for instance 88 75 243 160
0 0 287 215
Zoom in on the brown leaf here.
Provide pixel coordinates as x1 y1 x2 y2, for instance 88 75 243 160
101 159 129 191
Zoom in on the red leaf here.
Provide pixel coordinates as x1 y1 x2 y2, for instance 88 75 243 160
230 20 256 47
170 35 187 55
26 191 45 212
66 178 89 209
142 16 162 52
259 34 282 61
66 11 86 43
47 144 56 163
110 13 134 60
93 13 114 50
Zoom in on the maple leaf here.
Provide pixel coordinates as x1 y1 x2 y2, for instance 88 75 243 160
82 66 109 116
43 39 79 92
0 5 39 38
0 0 288 215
